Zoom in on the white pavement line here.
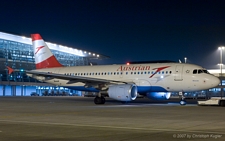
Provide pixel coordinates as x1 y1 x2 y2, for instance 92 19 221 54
0 119 224 135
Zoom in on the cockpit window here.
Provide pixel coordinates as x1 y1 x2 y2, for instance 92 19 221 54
203 69 210 74
198 69 203 74
193 69 210 74
193 69 197 74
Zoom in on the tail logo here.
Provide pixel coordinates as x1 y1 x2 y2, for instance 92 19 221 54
35 46 44 54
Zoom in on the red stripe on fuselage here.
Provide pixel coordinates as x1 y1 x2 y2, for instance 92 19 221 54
31 34 42 41
149 66 170 78
35 55 63 69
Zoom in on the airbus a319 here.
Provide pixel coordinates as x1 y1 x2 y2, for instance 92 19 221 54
7 34 220 105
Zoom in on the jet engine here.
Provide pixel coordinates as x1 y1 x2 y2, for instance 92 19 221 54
146 92 171 100
108 84 138 101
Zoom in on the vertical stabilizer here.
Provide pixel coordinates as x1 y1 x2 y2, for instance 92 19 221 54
31 34 63 69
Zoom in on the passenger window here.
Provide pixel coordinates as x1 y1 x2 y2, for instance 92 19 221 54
169 71 172 74
134 72 136 74
131 72 133 74
126 72 128 75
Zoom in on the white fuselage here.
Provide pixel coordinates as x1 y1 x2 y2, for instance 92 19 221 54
28 63 220 93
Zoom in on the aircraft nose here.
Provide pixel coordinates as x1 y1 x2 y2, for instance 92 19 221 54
212 76 220 87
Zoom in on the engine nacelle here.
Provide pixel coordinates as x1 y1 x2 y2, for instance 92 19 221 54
146 92 171 100
108 84 138 101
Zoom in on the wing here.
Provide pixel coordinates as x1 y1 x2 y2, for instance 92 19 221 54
26 70 128 85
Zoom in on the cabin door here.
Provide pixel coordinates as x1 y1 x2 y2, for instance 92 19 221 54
174 65 183 81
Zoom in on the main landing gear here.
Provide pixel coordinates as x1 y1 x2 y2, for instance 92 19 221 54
179 92 186 105
94 96 105 104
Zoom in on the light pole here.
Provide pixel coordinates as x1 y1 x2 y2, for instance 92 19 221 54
184 57 187 63
218 46 225 76
218 63 223 76
218 46 225 99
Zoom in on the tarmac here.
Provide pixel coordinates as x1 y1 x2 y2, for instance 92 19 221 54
0 96 225 141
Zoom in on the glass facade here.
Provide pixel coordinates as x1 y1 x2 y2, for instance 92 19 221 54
0 32 108 96
0 38 89 82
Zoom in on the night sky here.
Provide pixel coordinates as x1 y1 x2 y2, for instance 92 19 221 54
1 0 225 69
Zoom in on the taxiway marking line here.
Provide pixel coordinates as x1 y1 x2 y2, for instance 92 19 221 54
0 119 224 135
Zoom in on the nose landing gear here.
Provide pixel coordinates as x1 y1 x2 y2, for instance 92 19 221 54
180 97 186 105
179 92 186 105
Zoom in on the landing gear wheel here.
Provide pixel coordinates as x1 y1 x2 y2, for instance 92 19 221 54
94 96 105 104
180 99 186 105
101 96 105 104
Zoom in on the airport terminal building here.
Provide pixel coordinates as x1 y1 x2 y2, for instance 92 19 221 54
0 32 109 96
0 31 223 98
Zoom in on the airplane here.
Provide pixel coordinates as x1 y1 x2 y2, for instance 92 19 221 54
7 34 220 105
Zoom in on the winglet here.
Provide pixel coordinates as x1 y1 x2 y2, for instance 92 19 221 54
6 66 14 75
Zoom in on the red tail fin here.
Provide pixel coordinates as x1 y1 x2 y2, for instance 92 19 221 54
31 34 63 69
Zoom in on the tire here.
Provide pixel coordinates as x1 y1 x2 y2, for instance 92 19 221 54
180 100 186 105
94 97 101 104
94 96 105 104
101 96 105 104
